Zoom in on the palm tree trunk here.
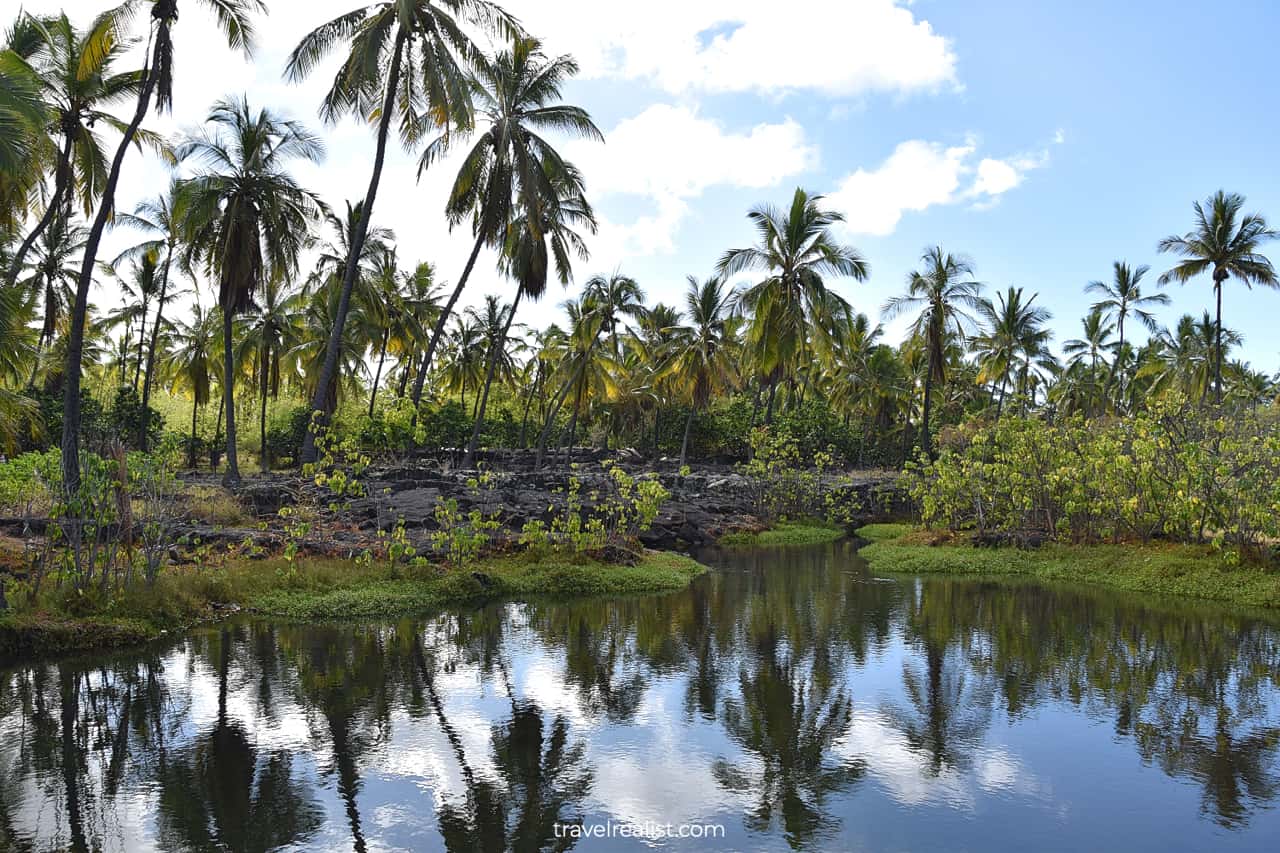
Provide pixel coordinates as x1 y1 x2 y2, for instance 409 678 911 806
368 328 389 418
189 399 199 469
653 406 661 459
5 133 73 287
212 392 224 472
138 243 174 450
409 232 487 421
299 26 408 466
679 405 696 468
259 344 270 471
994 375 1007 421
921 365 935 459
535 360 584 468
1214 277 1224 406
133 297 148 390
464 288 522 467
221 308 240 486
396 354 412 398
61 18 167 494
518 366 539 449
764 379 778 425
565 380 584 466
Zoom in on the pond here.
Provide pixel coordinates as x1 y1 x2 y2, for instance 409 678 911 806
2 541 1280 852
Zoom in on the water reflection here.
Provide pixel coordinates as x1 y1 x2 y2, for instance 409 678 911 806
1 542 1279 851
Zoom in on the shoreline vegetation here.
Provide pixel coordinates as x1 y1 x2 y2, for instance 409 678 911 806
718 520 846 546
855 524 1280 610
0 549 707 660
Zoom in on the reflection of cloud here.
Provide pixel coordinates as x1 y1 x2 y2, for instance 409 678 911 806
588 688 748 827
835 708 1049 810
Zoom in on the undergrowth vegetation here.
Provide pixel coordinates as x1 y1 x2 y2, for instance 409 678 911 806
904 396 1280 563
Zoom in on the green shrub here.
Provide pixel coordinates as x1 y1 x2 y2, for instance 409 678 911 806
904 396 1280 561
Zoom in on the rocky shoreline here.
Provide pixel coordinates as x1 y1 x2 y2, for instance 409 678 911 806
0 455 906 564
201 457 904 559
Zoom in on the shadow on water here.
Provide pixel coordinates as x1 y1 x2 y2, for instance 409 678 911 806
1 539 1279 851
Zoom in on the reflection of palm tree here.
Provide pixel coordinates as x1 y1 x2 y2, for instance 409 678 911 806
886 642 993 776
1135 705 1280 828
157 627 323 852
713 649 863 847
885 584 994 776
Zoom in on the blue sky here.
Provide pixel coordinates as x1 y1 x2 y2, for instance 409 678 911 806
39 0 1280 370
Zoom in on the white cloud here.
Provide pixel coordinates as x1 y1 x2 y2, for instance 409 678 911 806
567 105 818 262
509 0 958 98
829 134 1060 236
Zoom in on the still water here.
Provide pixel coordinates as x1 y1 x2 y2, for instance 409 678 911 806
2 541 1280 852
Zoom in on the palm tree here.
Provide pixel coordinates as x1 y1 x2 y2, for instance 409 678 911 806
533 272 644 465
883 247 983 457
1064 308 1117 374
665 276 738 467
462 165 595 466
104 246 166 393
1158 191 1278 405
288 0 519 465
114 180 188 449
167 298 220 468
1140 313 1241 406
0 23 48 228
364 249 402 417
391 262 442 398
410 36 602 423
718 187 867 422
0 280 38 452
59 0 262 494
5 11 168 287
973 286 1052 418
177 96 325 486
239 278 302 469
1086 261 1168 404
20 216 85 367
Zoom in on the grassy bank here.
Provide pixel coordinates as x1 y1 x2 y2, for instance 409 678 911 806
855 524 1280 609
0 550 707 659
719 520 845 546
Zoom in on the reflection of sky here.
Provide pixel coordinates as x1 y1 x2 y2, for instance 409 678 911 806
5 563 1280 852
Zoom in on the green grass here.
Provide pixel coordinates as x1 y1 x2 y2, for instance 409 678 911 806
855 525 1280 610
0 550 708 658
719 520 845 546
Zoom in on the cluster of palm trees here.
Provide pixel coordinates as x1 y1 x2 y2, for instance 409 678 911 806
3 5 1277 487
1 2 600 486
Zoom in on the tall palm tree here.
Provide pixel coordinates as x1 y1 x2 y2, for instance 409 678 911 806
5 11 168 287
59 0 262 494
114 180 188 449
462 165 595 466
410 36 602 422
288 0 519 465
973 286 1052 418
167 298 220 468
718 187 867 422
883 247 983 457
1158 191 1278 405
177 96 325 486
665 276 738 467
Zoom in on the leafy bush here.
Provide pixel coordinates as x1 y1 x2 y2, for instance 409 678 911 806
904 397 1280 561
